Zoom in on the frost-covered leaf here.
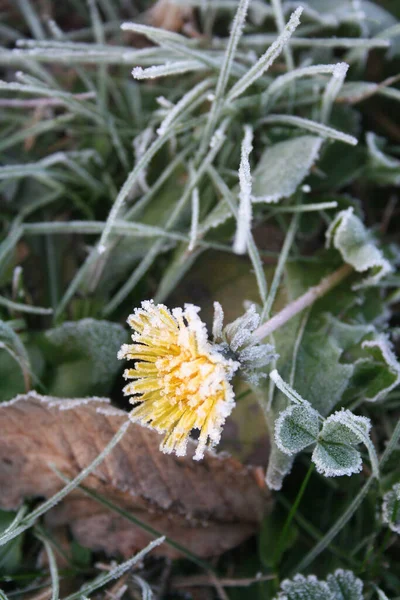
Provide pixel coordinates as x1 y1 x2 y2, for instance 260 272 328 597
275 570 364 600
366 133 400 186
252 136 323 203
220 304 277 383
354 335 400 403
326 207 392 287
43 319 128 396
275 574 334 600
275 404 319 455
0 393 270 558
312 410 371 477
327 569 364 600
382 483 400 534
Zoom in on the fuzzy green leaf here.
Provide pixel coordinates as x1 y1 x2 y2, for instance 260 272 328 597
275 570 364 600
42 319 128 397
312 411 371 477
276 574 334 600
382 483 400 534
275 404 320 455
327 569 364 600
326 208 392 287
252 136 323 203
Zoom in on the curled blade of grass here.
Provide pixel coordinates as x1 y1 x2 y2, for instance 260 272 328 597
227 7 303 102
259 114 358 145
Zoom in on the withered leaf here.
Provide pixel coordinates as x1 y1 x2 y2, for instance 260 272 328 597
146 0 197 36
0 393 271 558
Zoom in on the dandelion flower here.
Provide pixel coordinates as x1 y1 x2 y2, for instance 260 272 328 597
118 301 239 460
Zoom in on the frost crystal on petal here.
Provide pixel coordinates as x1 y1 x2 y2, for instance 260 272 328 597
119 301 239 460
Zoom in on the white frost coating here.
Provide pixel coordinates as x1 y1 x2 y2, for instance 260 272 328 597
321 62 349 124
382 483 400 534
156 96 173 109
367 131 400 169
311 410 373 478
276 570 364 600
228 7 303 101
264 63 338 105
212 301 224 341
270 369 310 406
278 573 333 600
260 114 358 146
0 392 110 408
252 136 323 204
362 335 400 401
233 125 254 255
326 207 392 287
133 127 153 193
210 127 226 149
188 187 199 252
157 78 211 137
326 569 363 600
274 404 320 455
132 61 204 80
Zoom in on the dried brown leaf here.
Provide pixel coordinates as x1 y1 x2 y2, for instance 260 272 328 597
0 393 271 558
146 0 197 36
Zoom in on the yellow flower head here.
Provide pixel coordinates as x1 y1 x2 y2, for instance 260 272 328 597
118 301 239 460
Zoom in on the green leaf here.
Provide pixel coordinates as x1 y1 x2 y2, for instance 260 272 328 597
382 483 400 534
275 404 320 455
252 136 323 203
326 208 392 288
312 411 371 477
276 574 334 600
326 569 364 600
352 334 400 403
366 133 400 186
42 319 128 397
275 570 364 600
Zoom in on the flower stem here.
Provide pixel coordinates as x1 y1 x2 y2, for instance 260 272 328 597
252 263 353 341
